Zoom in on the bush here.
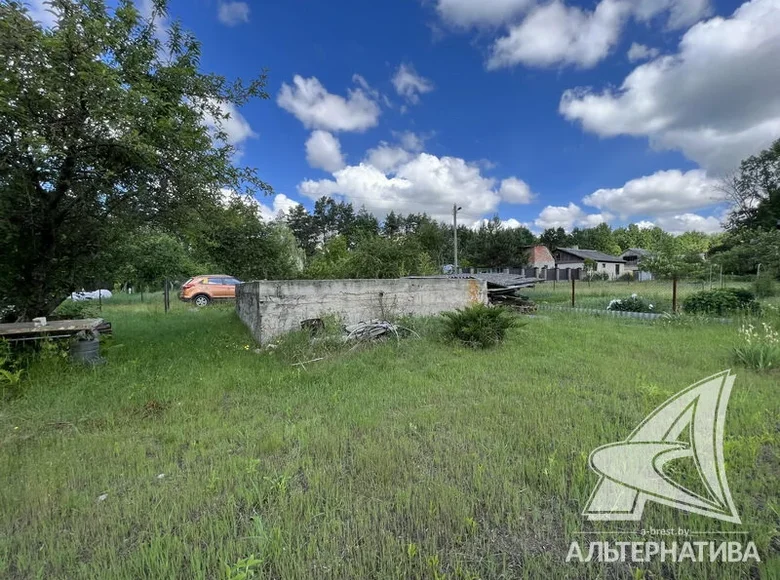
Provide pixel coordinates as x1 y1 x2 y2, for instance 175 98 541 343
584 271 609 282
607 294 654 313
753 275 777 298
52 300 100 320
441 303 518 349
683 288 759 316
617 272 634 282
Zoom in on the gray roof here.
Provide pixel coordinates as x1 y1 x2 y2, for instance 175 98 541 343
621 248 653 257
555 247 625 263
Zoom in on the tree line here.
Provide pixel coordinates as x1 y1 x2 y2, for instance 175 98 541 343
1 1 777 320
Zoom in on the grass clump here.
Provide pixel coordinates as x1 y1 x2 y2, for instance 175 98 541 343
52 299 100 319
753 274 777 298
683 288 760 316
441 303 517 348
733 321 780 371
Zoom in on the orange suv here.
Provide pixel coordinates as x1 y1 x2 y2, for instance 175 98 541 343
179 275 243 307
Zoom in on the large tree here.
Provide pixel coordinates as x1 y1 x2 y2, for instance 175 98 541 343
723 138 780 232
0 0 270 319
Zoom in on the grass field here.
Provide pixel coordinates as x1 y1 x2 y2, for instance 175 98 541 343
0 296 778 578
523 278 773 313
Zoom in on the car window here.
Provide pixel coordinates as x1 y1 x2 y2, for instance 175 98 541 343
208 278 224 285
224 278 240 285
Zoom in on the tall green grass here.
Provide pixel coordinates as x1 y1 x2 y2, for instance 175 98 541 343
0 301 777 578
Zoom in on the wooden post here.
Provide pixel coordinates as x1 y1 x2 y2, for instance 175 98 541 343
164 279 170 313
571 277 576 308
672 277 678 313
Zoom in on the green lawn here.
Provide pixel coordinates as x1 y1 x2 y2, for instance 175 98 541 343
0 300 777 579
523 278 770 313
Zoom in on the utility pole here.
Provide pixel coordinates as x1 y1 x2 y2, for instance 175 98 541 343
453 204 461 273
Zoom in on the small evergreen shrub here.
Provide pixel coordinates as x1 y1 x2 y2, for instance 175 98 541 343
607 294 654 313
683 288 759 316
441 303 517 349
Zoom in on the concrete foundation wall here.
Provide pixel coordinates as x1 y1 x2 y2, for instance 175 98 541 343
236 278 487 344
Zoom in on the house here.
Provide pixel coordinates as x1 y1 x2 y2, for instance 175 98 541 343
523 245 556 269
553 247 626 279
620 248 654 281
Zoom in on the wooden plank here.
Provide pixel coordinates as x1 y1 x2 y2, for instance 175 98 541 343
0 318 104 338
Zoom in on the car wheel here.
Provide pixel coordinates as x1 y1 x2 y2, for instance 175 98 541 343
193 294 211 307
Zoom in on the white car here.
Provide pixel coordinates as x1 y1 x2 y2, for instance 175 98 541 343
70 289 112 301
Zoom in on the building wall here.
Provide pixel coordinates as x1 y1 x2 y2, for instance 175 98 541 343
527 245 556 269
236 278 488 344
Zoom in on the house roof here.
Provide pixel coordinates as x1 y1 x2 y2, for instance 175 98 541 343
621 248 653 257
555 248 625 263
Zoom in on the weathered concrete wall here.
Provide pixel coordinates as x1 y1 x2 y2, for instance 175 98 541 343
236 278 487 344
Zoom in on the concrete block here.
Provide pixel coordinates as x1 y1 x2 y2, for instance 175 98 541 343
236 278 488 344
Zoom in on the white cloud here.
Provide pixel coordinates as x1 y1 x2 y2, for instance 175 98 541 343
258 194 300 221
499 177 534 204
393 131 428 152
636 220 656 229
305 130 345 172
392 64 434 105
472 217 533 230
203 100 256 147
633 0 711 29
583 169 724 218
218 1 250 26
435 0 534 27
534 203 613 230
627 42 660 62
278 75 381 133
25 0 57 27
560 0 780 172
653 213 723 234
487 0 630 69
298 148 527 222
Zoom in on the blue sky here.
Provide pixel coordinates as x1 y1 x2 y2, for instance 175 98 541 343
30 0 780 233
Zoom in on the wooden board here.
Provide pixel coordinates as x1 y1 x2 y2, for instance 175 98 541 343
0 318 104 338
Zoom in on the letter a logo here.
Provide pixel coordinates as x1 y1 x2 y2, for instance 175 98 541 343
584 371 740 524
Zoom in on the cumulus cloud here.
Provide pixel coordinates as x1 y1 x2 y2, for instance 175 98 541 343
633 0 711 29
488 0 630 69
278 75 381 133
560 0 780 172
305 130 345 172
217 1 250 26
435 0 534 27
534 203 613 230
392 64 434 105
499 177 534 204
583 169 724 218
653 213 723 234
627 42 660 62
471 217 533 230
202 100 256 147
257 194 300 221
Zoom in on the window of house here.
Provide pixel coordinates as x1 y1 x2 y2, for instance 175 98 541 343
616 264 620 275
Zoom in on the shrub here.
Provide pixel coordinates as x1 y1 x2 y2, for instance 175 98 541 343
441 303 518 349
733 322 780 371
584 271 609 282
52 300 100 320
607 294 654 313
683 288 759 316
617 272 634 282
753 275 777 298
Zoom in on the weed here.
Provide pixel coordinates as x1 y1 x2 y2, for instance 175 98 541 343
733 322 780 371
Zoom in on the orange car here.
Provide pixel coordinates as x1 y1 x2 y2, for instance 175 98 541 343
179 275 242 306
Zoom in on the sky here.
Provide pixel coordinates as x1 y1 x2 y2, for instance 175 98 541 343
27 0 780 234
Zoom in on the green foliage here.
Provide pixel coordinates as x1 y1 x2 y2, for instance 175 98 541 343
0 0 271 318
617 272 634 282
52 300 100 320
733 322 780 371
584 271 610 282
224 554 264 580
305 235 436 279
724 137 780 233
710 230 780 276
441 304 518 348
607 295 654 313
753 274 777 298
683 288 760 316
0 339 23 393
